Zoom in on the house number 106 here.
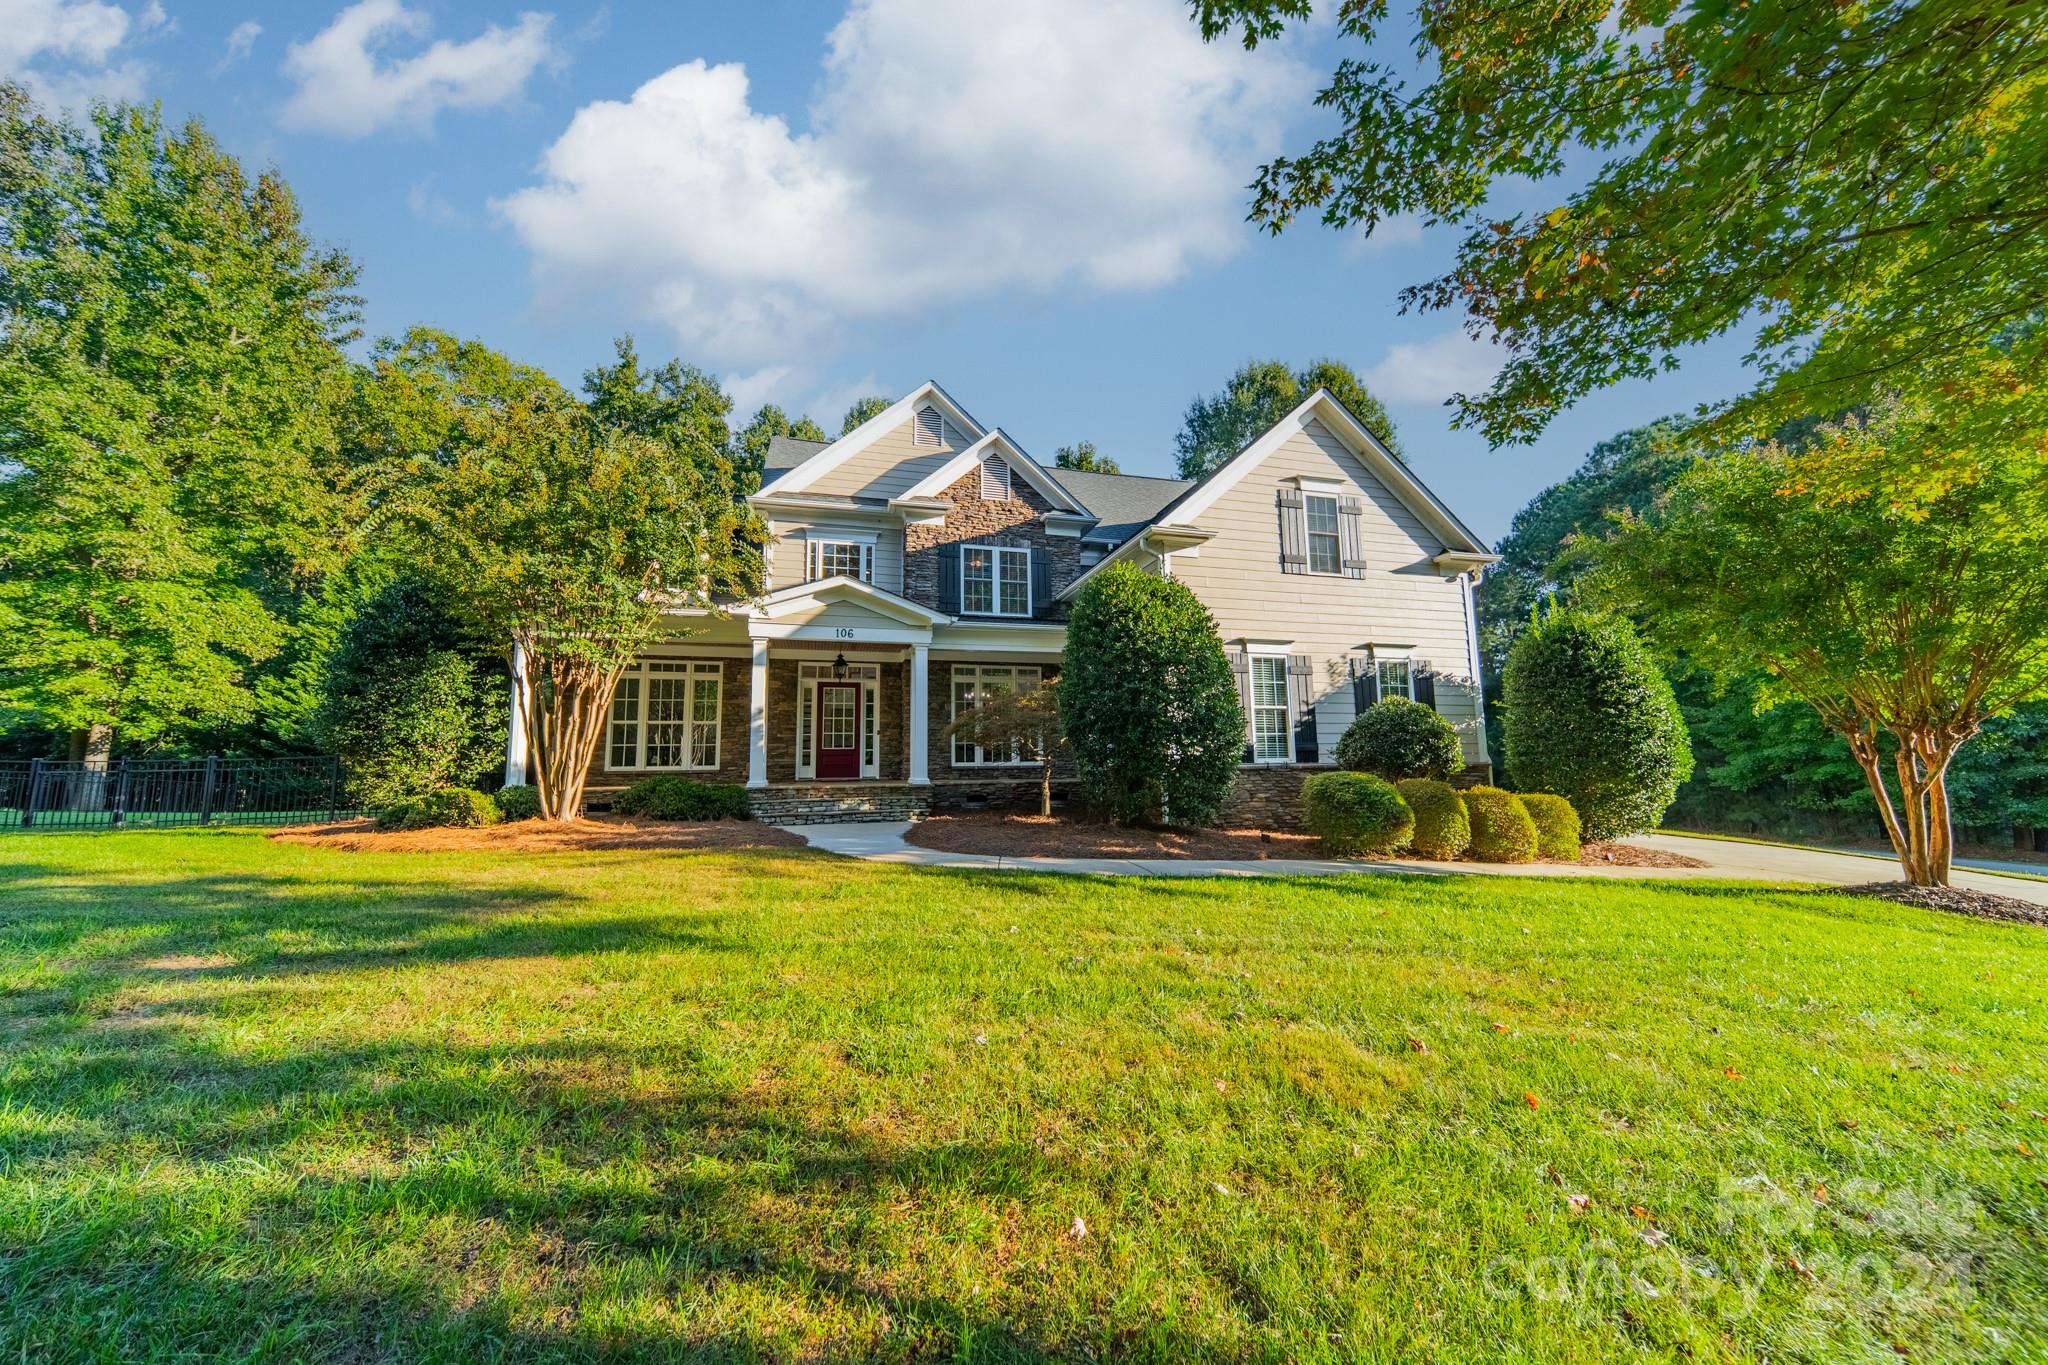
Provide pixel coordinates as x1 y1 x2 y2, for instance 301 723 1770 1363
833 628 855 639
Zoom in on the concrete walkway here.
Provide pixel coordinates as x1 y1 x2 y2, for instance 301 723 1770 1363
785 822 2048 906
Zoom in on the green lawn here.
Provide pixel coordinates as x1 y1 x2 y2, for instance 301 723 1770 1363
1 833 2043 1362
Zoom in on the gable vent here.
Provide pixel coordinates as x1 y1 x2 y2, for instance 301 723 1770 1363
913 405 943 447
979 455 1011 501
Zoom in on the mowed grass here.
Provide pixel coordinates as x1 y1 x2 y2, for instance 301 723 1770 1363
0 834 2043 1362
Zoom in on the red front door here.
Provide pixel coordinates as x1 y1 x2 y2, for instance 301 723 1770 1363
815 681 861 780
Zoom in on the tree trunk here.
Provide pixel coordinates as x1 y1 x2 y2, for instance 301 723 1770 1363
523 651 627 821
1039 758 1053 817
66 725 113 813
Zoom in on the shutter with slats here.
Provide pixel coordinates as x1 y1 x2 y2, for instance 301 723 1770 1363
1226 647 1253 762
914 405 943 446
1028 547 1051 613
1288 654 1318 763
1349 655 1379 713
1276 487 1307 573
980 455 1011 501
936 542 961 613
1338 496 1368 578
1414 667 1438 711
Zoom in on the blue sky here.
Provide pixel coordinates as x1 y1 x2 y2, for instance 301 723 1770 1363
10 0 1753 539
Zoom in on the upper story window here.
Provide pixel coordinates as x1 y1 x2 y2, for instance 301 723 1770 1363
808 537 873 583
914 405 943 447
962 544 1030 616
979 455 1011 501
1304 493 1341 574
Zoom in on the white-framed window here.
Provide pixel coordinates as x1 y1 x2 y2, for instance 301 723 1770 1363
1378 658 1414 700
951 665 1044 765
979 455 1011 501
1304 493 1341 575
606 661 722 770
914 405 943 446
807 537 873 583
1249 654 1292 763
796 661 881 778
961 544 1031 617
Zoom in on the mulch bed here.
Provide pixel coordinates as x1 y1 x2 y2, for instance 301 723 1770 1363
271 816 806 854
1832 881 2048 928
904 814 1712 868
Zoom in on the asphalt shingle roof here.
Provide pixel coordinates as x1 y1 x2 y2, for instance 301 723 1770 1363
1047 469 1195 547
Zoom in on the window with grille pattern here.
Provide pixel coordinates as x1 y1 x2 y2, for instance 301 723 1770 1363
604 662 721 770
1251 655 1291 762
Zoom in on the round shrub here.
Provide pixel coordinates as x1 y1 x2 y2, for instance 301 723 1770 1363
613 776 751 821
1519 792 1583 861
1061 561 1244 827
1502 606 1693 839
1462 785 1538 863
372 787 501 832
1395 778 1471 860
494 784 541 821
1302 771 1414 857
1335 697 1466 780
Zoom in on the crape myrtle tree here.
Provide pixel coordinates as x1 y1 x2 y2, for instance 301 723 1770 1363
0 88 358 778
1061 562 1244 826
363 328 761 821
1594 400 2048 885
1191 0 2048 457
942 679 1067 816
1175 358 1403 479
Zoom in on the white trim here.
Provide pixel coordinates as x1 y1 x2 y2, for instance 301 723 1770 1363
746 639 769 787
757 381 988 497
1159 389 1491 554
959 542 1032 618
896 428 1089 513
750 575 951 628
909 643 930 785
1245 651 1293 765
504 639 529 787
1462 572 1485 687
1053 524 1215 602
804 533 876 585
947 662 1047 767
1301 490 1343 576
605 659 725 773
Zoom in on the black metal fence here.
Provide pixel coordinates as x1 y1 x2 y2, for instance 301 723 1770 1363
0 756 351 833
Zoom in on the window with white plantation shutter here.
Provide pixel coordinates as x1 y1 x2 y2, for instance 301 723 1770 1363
979 455 1010 501
914 405 943 446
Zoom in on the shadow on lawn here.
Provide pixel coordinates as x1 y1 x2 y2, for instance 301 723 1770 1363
0 857 1251 1362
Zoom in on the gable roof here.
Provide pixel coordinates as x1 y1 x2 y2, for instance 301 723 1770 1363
1050 469 1194 546
895 428 1090 513
760 435 831 488
755 380 987 498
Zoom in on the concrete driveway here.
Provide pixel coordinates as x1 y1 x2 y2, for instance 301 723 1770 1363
789 822 2048 907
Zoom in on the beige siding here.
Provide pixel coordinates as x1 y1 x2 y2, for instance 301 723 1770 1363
767 522 905 595
802 411 972 501
771 598 904 631
1167 418 1489 764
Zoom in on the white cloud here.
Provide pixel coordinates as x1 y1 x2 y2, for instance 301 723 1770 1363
1343 212 1425 259
0 0 161 107
211 19 260 74
496 0 1312 367
405 175 463 226
1362 330 1505 406
280 0 556 138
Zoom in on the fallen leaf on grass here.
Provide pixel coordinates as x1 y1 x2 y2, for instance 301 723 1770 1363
1639 1227 1669 1248
1524 1092 1540 1109
1630 1205 1652 1220
1491 1023 1510 1033
1408 1038 1428 1053
2020 1142 2036 1158
1839 1119 1860 1130
1568 1193 1590 1211
1723 1067 1747 1080
1070 1216 1088 1241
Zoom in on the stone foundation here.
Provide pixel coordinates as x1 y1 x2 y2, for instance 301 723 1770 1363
932 776 1083 814
748 783 932 825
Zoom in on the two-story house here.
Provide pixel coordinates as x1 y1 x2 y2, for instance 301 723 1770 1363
515 380 1498 825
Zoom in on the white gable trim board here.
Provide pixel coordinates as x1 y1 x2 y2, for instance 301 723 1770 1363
897 429 1090 513
757 380 988 497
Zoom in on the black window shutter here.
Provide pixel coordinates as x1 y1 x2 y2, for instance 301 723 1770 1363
1029 547 1052 614
1338 496 1369 578
1287 655 1317 763
1349 656 1380 712
1276 488 1307 573
1294 708 1318 763
1226 648 1253 762
1414 667 1438 711
936 542 961 614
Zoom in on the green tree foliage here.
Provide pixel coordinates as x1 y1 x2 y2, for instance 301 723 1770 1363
0 89 359 765
310 577 505 808
735 404 827 490
1302 770 1413 856
584 335 743 491
361 328 760 821
1061 563 1244 826
1502 606 1692 840
840 396 892 434
1053 441 1120 475
1192 1 2048 450
1596 401 2048 884
942 680 1066 816
1174 358 1403 479
1335 698 1465 781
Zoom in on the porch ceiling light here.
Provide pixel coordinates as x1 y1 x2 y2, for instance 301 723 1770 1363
832 652 850 680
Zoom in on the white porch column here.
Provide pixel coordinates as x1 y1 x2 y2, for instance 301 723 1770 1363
504 639 530 787
747 637 770 788
908 642 931 785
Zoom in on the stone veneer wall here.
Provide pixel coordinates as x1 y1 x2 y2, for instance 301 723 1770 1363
902 470 1082 618
925 661 1075 784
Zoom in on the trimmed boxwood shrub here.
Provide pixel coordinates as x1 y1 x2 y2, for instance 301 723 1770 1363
1519 792 1583 861
373 787 501 832
494 784 542 821
1396 778 1471 860
1335 697 1465 780
1061 562 1244 827
1502 606 1692 839
613 776 751 822
1463 785 1538 862
1302 771 1414 857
